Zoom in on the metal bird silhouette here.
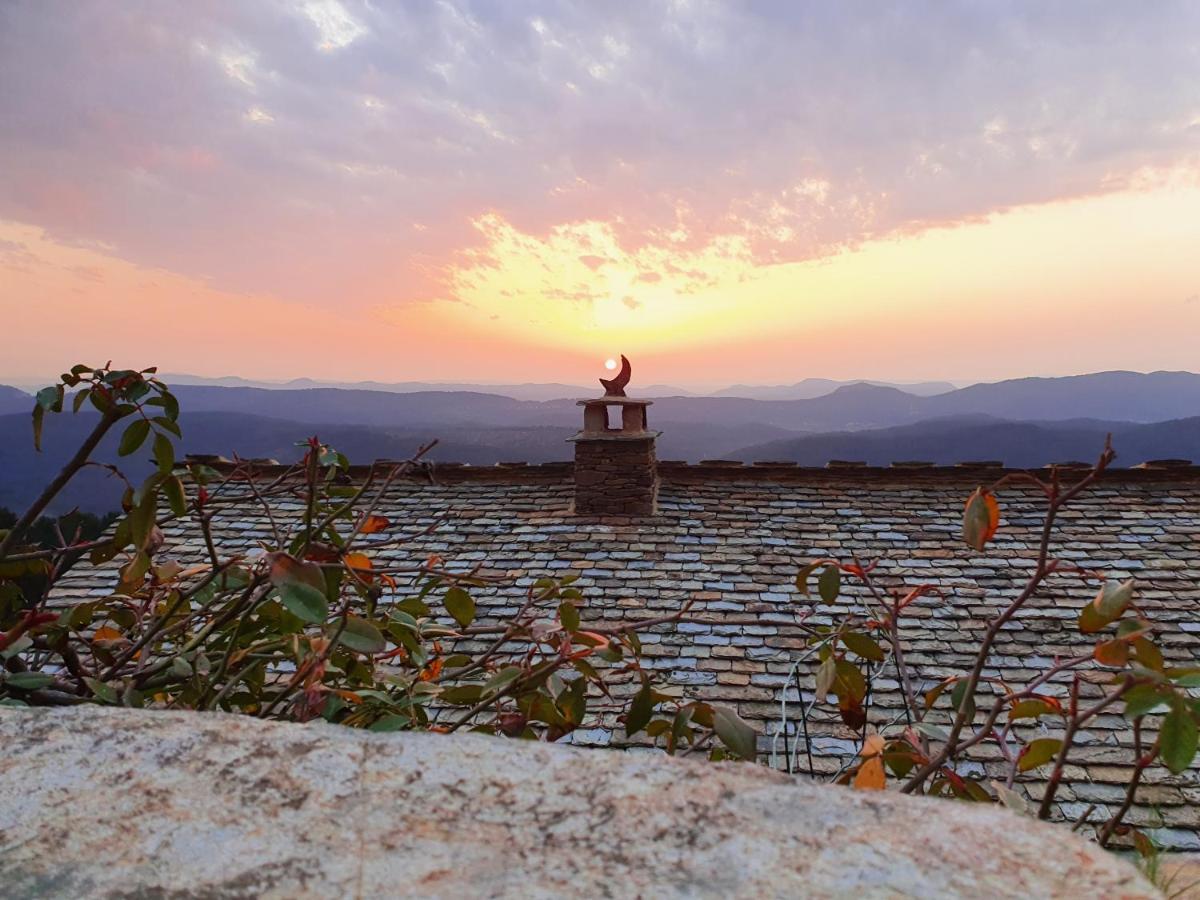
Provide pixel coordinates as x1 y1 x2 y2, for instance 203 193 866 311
600 355 632 397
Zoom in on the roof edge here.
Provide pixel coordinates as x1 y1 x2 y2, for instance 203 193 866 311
183 455 1200 484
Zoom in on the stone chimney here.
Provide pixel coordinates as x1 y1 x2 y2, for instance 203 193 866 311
570 357 659 516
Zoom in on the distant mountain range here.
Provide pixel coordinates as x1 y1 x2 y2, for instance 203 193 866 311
732 415 1200 467
712 378 955 400
142 370 1200 433
4 373 956 402
2 369 1198 514
0 384 30 416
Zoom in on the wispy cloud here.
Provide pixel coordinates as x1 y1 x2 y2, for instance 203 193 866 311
2 1 1198 313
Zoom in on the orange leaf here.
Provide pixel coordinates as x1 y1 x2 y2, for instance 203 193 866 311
962 488 1000 551
861 732 886 757
92 625 124 644
359 515 391 534
419 657 444 682
853 755 886 790
344 552 374 581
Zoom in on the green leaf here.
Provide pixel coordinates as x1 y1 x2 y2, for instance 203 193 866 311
834 657 867 705
444 586 475 628
3 672 53 690
163 475 187 517
269 553 330 624
713 705 757 761
1018 737 1062 771
159 391 180 421
1096 579 1135 618
625 682 655 736
817 565 840 603
1170 668 1200 688
440 684 484 705
558 600 580 633
1161 702 1199 775
794 561 821 596
118 419 151 457
153 432 175 474
991 782 1032 816
370 714 411 732
1009 698 1058 720
815 655 836 702
395 596 431 618
335 615 386 654
84 677 118 704
72 388 91 413
482 666 522 697
950 678 976 722
1080 580 1134 633
842 630 885 662
32 404 44 452
912 721 949 742
1123 684 1170 719
152 416 182 438
35 385 63 411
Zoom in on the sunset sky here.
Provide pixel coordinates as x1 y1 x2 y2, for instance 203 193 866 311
2 2 1199 388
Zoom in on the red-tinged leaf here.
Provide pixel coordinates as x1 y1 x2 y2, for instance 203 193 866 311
359 515 391 534
268 552 329 624
1018 737 1062 771
838 694 867 729
962 488 1000 551
1094 638 1129 667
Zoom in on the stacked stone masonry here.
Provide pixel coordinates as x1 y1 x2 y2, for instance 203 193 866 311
573 437 658 516
53 461 1200 849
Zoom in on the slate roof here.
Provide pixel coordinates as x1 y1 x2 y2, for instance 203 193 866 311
54 459 1200 849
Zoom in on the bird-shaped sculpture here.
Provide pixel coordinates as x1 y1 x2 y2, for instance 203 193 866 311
600 354 632 397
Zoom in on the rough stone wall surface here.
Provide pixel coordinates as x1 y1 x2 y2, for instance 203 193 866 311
0 707 1156 899
50 468 1200 849
574 437 658 515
